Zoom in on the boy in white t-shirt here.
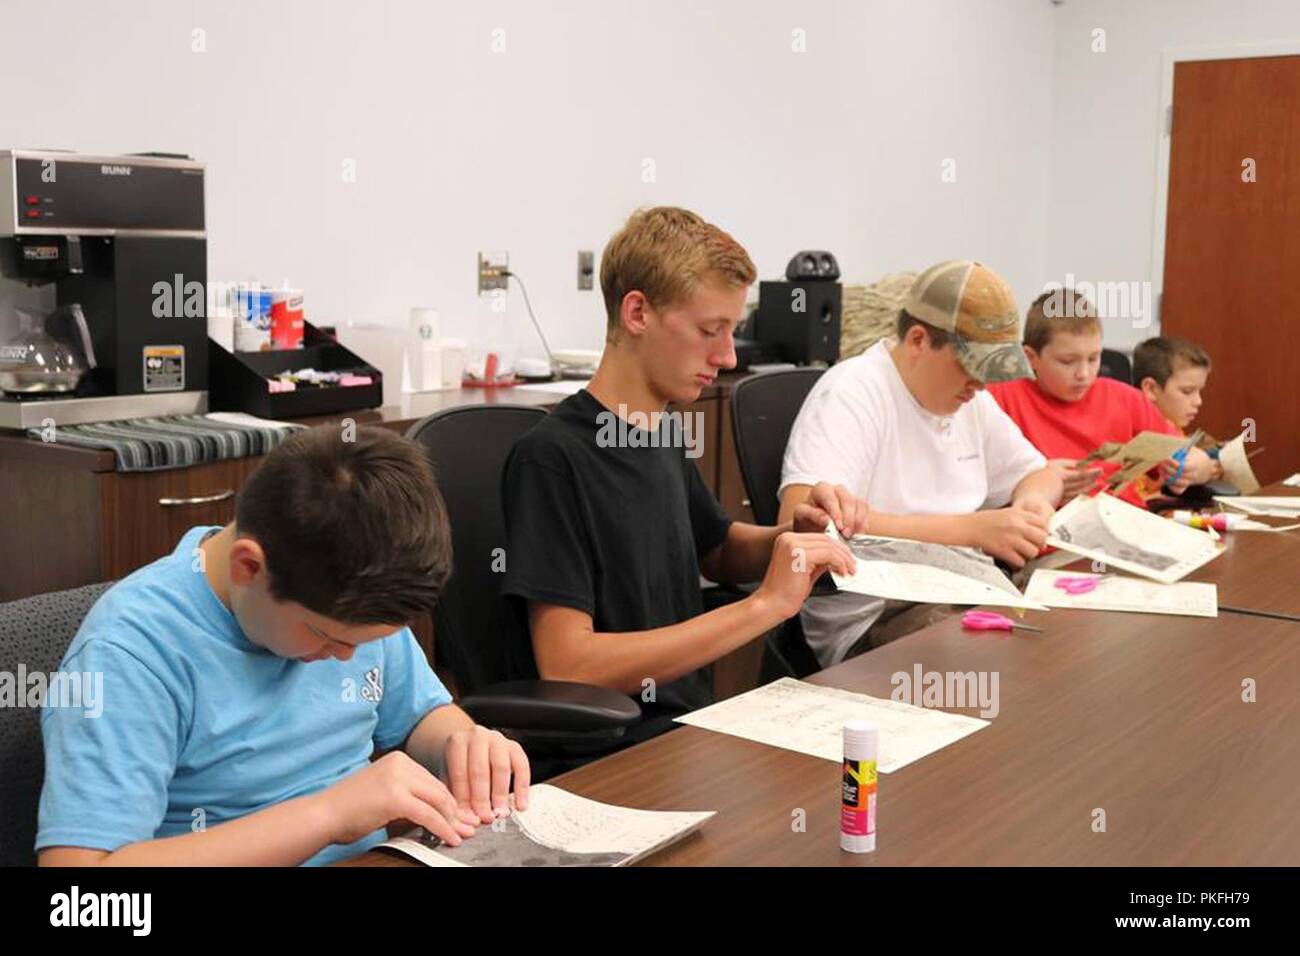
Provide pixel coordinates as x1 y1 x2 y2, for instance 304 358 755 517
778 260 1064 666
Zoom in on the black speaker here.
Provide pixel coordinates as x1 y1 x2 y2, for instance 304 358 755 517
785 250 840 281
755 280 841 365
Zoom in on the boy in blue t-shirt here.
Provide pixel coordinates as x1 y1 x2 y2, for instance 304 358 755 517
37 425 529 866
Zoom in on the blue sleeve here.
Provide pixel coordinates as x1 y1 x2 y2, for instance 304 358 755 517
373 627 452 751
36 640 185 853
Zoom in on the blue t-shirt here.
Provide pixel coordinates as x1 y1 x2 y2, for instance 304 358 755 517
37 526 452 866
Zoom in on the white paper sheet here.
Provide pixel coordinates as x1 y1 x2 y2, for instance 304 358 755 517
676 677 989 773
1216 431 1262 495
1047 494 1222 584
204 411 303 430
827 527 1047 611
379 785 713 867
1231 518 1300 532
1215 496 1300 517
514 378 590 395
1024 569 1218 618
1283 474 1300 488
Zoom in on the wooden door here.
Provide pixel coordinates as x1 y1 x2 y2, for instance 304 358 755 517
1162 54 1300 484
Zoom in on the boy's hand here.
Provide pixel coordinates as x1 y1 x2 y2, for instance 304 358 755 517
1160 447 1217 492
754 531 857 621
967 508 1049 568
318 751 479 848
1013 493 1057 526
793 482 871 537
444 726 531 824
1049 458 1104 499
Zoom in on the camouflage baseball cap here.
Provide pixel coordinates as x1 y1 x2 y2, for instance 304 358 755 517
902 260 1032 383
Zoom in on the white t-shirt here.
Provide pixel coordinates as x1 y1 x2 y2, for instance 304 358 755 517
780 340 1046 666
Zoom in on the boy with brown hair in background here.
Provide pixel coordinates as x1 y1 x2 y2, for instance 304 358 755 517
988 289 1218 497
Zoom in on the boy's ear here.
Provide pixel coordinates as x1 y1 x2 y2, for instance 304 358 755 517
1138 376 1161 401
228 538 266 586
619 290 650 339
1022 344 1038 363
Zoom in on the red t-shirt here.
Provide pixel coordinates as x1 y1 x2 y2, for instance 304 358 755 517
986 376 1179 460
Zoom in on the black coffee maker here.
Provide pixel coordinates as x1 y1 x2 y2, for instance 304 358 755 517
0 149 208 428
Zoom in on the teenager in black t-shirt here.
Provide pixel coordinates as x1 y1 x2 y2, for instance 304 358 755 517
501 207 870 739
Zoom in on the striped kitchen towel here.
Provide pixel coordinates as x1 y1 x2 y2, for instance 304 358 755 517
28 413 304 472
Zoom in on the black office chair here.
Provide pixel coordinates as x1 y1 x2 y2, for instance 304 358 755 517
406 406 640 775
730 368 827 678
732 369 827 525
0 581 113 866
1099 348 1133 384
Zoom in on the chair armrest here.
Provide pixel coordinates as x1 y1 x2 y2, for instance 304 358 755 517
459 679 641 735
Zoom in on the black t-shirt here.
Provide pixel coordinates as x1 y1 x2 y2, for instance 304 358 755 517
500 389 733 732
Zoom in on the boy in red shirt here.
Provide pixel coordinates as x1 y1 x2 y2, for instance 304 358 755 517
988 289 1217 498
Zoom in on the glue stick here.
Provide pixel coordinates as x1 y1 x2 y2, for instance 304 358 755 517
1171 510 1246 533
841 721 878 853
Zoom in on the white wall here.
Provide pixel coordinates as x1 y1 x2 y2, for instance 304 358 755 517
0 0 1056 365
1043 0 1300 350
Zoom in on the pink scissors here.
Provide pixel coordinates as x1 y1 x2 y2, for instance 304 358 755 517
1053 576 1099 595
961 610 1044 633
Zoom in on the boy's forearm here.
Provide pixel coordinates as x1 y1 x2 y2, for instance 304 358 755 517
46 792 338 867
538 594 786 693
702 522 784 584
403 703 475 774
864 511 979 548
1012 466 1065 508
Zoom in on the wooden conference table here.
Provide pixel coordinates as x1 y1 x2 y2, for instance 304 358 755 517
345 484 1300 866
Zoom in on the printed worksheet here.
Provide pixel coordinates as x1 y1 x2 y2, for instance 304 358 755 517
827 526 1047 610
380 785 714 867
1047 494 1222 584
676 677 989 773
1024 569 1218 618
1215 496 1300 517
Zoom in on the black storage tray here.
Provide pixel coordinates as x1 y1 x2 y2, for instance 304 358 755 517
208 322 383 419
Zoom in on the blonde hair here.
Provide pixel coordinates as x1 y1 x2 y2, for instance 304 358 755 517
599 207 756 342
1024 288 1102 352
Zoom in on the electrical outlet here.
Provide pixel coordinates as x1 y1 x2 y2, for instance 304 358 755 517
577 250 594 290
477 251 509 294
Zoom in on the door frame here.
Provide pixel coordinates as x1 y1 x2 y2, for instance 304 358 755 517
1149 40 1300 329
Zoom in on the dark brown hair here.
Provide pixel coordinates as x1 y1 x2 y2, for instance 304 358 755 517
235 424 452 625
1133 335 1211 387
896 309 951 349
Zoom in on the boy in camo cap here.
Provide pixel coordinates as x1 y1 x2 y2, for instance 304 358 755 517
779 260 1063 666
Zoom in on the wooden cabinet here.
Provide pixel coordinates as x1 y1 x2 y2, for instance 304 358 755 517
0 453 262 599
99 458 260 581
